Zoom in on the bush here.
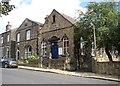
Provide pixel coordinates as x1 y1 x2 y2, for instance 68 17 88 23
27 55 39 61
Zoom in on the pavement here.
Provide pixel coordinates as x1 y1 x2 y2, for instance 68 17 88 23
18 66 120 82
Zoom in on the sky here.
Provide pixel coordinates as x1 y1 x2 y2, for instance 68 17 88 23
0 0 87 33
0 0 119 33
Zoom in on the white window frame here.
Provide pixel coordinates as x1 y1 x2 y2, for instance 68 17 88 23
6 48 9 58
1 37 3 44
17 33 20 42
26 30 31 40
7 35 9 42
25 46 32 59
41 41 47 56
63 36 69 55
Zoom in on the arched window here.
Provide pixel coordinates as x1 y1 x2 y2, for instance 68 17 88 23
41 41 47 56
24 46 32 59
62 35 69 55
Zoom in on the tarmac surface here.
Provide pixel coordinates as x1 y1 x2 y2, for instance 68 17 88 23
18 66 120 82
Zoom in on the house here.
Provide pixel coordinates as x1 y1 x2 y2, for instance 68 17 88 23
0 22 17 58
0 34 3 59
16 18 43 60
39 9 77 70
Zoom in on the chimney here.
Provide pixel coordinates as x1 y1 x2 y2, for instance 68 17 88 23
45 15 49 23
6 22 12 31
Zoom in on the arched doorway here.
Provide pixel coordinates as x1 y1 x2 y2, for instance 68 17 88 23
24 45 32 59
48 36 60 59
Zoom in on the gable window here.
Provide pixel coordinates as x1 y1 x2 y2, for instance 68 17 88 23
52 15 56 23
1 37 3 44
7 35 10 42
41 41 47 56
17 33 20 42
26 30 31 40
63 35 69 55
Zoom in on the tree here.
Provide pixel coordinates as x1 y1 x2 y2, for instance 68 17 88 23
75 1 119 62
0 0 15 16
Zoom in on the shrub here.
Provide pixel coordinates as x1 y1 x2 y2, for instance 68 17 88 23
27 55 39 61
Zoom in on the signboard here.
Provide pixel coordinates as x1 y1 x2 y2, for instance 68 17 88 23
58 47 62 55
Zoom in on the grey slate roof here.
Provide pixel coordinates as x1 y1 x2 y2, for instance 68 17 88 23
11 28 17 41
61 13 77 24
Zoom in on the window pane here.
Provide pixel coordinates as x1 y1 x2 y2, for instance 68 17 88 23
7 35 9 42
26 30 30 40
17 33 20 42
41 41 47 56
1 37 3 44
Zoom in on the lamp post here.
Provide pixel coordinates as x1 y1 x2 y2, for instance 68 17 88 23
90 23 97 57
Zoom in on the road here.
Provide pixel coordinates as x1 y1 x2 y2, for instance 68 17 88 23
1 68 119 84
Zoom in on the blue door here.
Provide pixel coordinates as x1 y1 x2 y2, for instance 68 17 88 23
51 43 58 59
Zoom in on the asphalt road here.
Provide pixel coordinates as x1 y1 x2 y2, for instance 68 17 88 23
1 68 119 84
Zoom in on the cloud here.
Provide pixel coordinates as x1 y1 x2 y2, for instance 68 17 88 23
0 0 86 33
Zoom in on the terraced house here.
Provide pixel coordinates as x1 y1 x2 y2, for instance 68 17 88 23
16 18 43 60
0 22 16 59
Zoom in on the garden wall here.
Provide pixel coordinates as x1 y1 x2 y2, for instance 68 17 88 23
92 59 120 76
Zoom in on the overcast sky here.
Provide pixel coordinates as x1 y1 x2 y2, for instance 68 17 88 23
0 0 87 33
0 0 119 33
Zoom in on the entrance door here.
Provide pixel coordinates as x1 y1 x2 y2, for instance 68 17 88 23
51 43 58 59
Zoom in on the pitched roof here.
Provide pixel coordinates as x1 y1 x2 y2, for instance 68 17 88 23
61 13 76 24
16 18 43 32
11 28 17 41
27 18 43 26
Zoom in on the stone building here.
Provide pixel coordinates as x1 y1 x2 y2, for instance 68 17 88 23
0 34 3 59
0 22 16 59
16 18 43 60
39 9 77 70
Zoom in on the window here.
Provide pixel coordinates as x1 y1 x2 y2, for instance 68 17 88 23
63 36 69 55
16 33 20 42
7 35 9 42
1 37 3 44
41 41 47 56
52 15 56 23
6 48 9 58
24 46 32 59
26 30 31 40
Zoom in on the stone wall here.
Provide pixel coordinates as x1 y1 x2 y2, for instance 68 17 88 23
92 59 120 76
18 57 66 70
49 58 65 70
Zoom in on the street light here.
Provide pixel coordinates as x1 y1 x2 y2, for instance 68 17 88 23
90 22 97 57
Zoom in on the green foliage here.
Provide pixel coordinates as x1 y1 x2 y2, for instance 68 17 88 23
0 1 15 16
20 57 29 64
27 55 39 61
75 0 119 61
